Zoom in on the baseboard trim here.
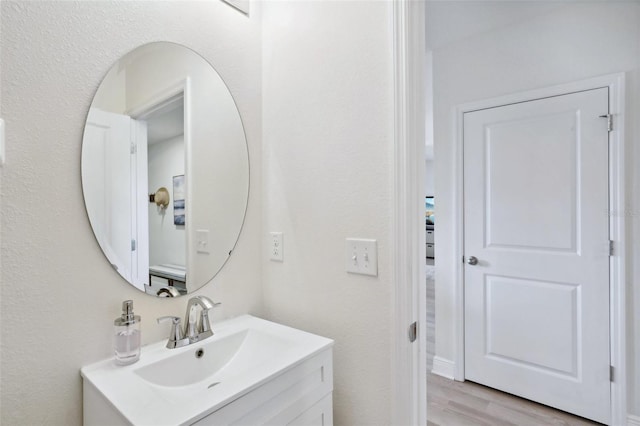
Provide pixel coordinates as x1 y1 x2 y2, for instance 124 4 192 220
431 356 456 380
627 414 640 426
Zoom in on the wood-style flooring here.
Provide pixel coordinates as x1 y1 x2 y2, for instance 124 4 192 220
425 275 600 426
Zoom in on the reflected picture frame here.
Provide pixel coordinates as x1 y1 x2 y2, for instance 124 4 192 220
425 196 434 229
173 175 185 226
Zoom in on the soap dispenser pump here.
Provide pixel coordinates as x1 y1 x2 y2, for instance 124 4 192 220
114 300 141 365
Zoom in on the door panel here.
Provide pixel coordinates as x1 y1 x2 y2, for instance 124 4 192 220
484 275 579 376
82 109 149 291
463 88 610 423
83 109 133 281
485 111 578 251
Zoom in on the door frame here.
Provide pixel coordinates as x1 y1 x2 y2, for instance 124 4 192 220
125 78 191 291
450 74 627 424
391 1 427 425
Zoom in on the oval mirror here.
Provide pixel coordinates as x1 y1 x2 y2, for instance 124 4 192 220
81 42 249 297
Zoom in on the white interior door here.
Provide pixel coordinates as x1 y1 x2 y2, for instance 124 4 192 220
82 109 148 291
83 109 134 281
463 88 610 423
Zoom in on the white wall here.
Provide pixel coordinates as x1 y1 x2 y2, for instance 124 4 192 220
148 135 186 267
0 2 263 424
261 2 393 424
431 1 640 416
92 66 126 113
425 159 434 196
425 50 434 198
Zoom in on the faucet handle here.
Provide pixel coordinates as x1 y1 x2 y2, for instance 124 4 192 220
157 315 181 325
157 316 184 348
198 301 221 334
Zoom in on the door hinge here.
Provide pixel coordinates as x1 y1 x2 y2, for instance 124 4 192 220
408 321 418 343
131 239 136 251
609 240 614 256
610 365 614 382
599 114 613 132
130 141 137 154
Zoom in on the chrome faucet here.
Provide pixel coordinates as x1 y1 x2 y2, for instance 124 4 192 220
184 295 218 342
157 296 221 349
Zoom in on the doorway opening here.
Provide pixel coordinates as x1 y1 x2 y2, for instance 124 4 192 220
130 92 188 297
421 2 630 424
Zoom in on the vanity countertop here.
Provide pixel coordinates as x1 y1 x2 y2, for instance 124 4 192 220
81 315 334 426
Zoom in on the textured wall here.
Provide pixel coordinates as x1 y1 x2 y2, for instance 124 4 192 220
261 2 393 424
0 2 262 424
431 1 640 416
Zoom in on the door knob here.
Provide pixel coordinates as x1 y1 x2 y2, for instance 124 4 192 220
467 256 478 265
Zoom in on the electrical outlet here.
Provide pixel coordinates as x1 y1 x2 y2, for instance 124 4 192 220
270 232 283 262
345 238 378 276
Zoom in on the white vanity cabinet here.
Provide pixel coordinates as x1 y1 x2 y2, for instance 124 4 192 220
81 315 334 426
193 349 333 426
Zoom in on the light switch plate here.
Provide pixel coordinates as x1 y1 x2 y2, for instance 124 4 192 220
345 238 378 276
270 232 283 262
196 229 210 254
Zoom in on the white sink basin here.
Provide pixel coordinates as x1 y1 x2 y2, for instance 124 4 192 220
81 315 333 425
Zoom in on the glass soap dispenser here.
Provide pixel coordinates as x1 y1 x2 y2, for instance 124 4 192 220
114 300 141 365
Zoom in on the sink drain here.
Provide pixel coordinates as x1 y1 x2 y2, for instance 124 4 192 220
195 348 204 358
208 382 220 389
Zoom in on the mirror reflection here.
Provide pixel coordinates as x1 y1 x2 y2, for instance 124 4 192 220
81 42 249 297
